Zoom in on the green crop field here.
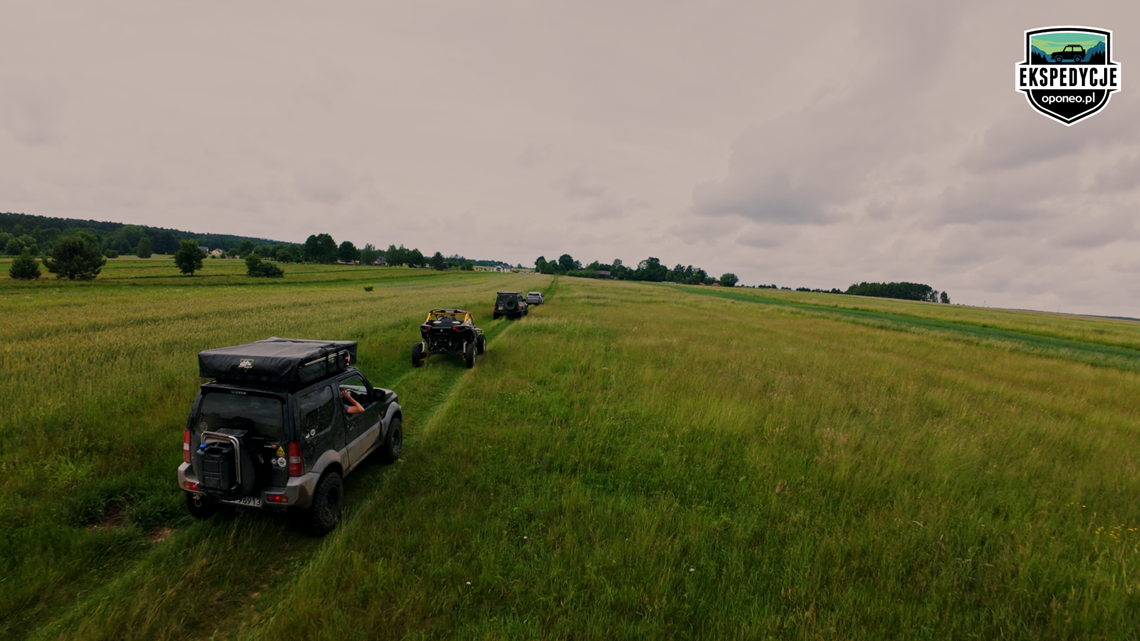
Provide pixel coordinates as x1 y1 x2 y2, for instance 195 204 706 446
3 255 1139 640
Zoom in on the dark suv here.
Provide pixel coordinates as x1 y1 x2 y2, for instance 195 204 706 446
493 291 528 320
178 337 403 535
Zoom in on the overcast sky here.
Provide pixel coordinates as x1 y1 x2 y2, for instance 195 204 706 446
3 1 1139 316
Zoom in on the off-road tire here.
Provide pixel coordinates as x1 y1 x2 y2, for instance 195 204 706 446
300 471 343 536
186 493 218 519
504 299 518 313
476 334 486 354
379 416 402 463
412 342 424 368
464 341 476 369
1074 55 1083 63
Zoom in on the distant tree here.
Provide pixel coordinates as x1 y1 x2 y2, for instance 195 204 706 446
385 244 407 266
253 244 273 258
304 233 337 263
9 250 41 280
558 254 578 273
359 243 380 266
719 273 739 288
460 260 474 271
43 235 106 280
135 236 153 258
245 254 284 277
276 245 300 263
104 249 119 258
174 240 207 275
430 251 448 270
535 256 549 273
152 230 179 254
408 248 425 267
337 240 360 263
940 291 950 304
236 239 256 258
5 238 22 255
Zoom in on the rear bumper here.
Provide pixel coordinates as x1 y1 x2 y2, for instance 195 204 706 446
178 463 321 510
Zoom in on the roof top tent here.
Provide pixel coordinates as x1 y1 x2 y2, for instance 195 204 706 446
199 337 358 385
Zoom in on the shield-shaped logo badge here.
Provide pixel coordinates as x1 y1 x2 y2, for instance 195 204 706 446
238 358 254 370
1015 26 1122 126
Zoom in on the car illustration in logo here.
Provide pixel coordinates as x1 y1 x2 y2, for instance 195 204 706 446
1052 45 1085 63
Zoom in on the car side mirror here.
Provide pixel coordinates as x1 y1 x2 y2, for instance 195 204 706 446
373 389 386 402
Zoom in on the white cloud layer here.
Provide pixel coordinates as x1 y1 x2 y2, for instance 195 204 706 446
2 0 1139 316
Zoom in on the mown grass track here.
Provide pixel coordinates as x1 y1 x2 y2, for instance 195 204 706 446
0 257 548 640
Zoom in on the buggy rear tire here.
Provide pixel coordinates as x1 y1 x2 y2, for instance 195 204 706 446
412 342 424 368
299 471 343 536
464 341 476 369
476 334 486 354
186 493 218 520
379 416 402 463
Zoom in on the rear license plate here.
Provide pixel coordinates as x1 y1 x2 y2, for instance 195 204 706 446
222 496 262 508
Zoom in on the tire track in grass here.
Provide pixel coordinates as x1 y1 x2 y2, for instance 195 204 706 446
210 314 527 640
27 282 545 641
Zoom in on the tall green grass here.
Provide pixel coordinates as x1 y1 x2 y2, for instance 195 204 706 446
5 270 1140 639
243 279 1140 639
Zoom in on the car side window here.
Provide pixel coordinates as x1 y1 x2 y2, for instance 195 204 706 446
339 375 370 407
299 385 335 436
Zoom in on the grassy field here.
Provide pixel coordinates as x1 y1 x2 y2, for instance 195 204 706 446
3 256 1140 639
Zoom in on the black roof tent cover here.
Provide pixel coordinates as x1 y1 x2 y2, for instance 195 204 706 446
199 337 358 385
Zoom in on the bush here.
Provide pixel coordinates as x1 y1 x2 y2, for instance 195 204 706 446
5 238 22 255
135 237 152 258
245 254 284 278
104 249 119 258
9 250 41 280
719 273 739 288
363 286 374 292
43 236 107 281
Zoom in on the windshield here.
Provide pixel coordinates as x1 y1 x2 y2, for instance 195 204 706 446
198 392 284 440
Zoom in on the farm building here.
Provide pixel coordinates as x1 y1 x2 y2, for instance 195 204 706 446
373 256 388 266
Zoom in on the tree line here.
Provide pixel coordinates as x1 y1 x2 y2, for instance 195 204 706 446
845 281 950 303
534 254 738 288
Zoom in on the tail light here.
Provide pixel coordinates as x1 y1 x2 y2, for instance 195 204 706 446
287 442 304 477
452 326 464 332
183 430 191 464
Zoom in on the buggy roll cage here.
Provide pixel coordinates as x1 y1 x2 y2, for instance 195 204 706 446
424 309 474 324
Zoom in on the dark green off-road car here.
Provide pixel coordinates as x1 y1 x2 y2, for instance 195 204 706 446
493 291 528 320
178 338 403 535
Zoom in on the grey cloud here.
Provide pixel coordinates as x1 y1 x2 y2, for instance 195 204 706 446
960 101 1139 174
519 143 550 168
0 78 67 146
1094 154 1140 192
559 169 608 200
689 1 966 228
736 225 799 249
293 161 363 205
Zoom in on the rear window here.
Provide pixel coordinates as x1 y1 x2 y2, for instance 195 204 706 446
198 392 284 440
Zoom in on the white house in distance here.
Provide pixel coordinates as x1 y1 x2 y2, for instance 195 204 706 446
492 264 512 273
209 249 225 257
